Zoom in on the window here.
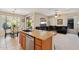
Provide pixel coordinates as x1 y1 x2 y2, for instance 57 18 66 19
26 17 32 29
6 16 21 28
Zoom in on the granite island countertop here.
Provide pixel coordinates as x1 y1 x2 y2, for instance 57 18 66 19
21 29 57 40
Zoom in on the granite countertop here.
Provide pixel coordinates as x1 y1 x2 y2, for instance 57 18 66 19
21 29 56 40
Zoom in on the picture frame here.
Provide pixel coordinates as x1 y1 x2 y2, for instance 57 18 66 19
57 19 63 25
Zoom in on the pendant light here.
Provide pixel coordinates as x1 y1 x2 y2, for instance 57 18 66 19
54 10 62 18
54 10 59 18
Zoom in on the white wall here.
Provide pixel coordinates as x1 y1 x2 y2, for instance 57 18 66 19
34 13 48 27
48 14 67 26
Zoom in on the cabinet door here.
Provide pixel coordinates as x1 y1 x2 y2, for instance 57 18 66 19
35 38 42 50
42 37 52 50
22 37 26 49
19 32 26 49
35 45 42 50
35 38 42 46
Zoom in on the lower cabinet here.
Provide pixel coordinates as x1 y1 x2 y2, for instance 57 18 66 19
20 32 34 50
35 45 42 50
19 32 52 50
35 37 52 50
19 32 26 49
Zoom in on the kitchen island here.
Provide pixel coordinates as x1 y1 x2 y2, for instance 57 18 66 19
19 30 56 50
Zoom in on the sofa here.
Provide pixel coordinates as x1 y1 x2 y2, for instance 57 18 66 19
35 26 68 34
55 26 67 34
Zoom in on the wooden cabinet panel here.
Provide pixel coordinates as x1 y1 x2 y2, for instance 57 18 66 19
42 37 52 50
35 45 42 50
19 31 53 50
35 38 42 46
35 37 52 50
22 37 26 49
19 32 26 50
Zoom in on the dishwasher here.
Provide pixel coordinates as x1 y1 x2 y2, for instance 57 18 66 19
26 35 34 50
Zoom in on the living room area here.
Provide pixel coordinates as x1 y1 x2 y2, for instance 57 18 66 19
0 8 79 50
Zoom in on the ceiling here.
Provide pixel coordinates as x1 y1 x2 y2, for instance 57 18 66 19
0 8 79 16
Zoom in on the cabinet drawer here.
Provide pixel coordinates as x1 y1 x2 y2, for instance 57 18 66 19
35 38 42 46
35 45 41 50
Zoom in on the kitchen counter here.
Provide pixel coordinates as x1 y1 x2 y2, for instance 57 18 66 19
20 29 57 50
22 30 55 40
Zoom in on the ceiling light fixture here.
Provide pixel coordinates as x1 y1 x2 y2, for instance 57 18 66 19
55 10 58 18
54 11 58 18
54 10 62 18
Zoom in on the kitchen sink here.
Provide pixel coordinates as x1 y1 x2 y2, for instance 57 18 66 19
23 30 32 32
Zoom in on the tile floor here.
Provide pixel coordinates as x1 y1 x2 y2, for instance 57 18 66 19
0 35 22 50
1 32 79 50
54 33 79 50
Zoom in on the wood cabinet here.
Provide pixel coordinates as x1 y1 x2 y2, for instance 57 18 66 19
35 37 52 50
19 30 53 50
19 32 26 49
